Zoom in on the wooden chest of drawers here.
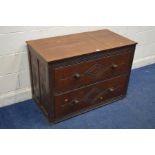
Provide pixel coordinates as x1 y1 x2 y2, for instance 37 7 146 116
26 29 137 123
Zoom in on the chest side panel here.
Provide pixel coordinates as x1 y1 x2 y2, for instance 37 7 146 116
28 47 53 120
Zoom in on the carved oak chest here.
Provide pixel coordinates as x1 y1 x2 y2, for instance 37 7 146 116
26 29 137 123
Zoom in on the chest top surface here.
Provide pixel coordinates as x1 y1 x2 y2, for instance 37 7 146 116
26 29 137 62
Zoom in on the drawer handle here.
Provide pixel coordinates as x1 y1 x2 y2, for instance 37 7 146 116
64 98 69 102
73 99 80 104
74 73 81 79
108 88 115 92
70 99 80 106
112 64 118 69
100 96 103 100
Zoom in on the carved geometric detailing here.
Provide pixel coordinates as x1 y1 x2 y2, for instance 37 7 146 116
61 85 122 107
84 62 125 79
60 62 125 82
84 63 109 78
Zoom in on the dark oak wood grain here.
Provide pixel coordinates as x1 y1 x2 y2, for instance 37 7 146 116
26 29 136 62
55 75 128 119
26 29 137 123
54 48 134 93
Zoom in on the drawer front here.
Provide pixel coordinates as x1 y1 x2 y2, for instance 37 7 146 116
54 75 128 119
54 50 133 93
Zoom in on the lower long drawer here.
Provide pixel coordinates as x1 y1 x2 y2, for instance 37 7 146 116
54 75 128 119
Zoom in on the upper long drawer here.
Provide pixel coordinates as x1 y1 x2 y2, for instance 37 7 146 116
53 47 134 94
